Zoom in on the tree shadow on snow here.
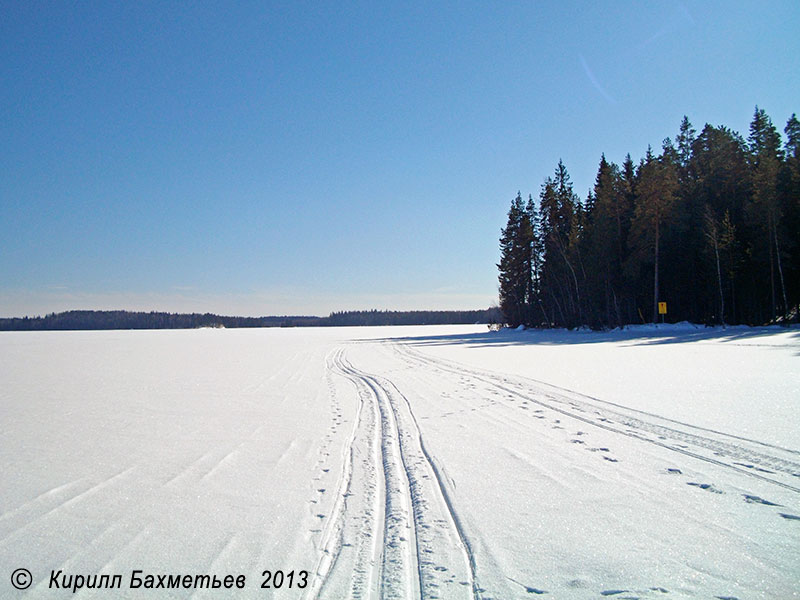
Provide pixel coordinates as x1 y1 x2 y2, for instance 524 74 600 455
362 324 800 351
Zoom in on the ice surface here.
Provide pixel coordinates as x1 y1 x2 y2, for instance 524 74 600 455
1 325 798 598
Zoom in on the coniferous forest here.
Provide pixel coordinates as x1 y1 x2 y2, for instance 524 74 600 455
498 108 800 329
0 308 501 331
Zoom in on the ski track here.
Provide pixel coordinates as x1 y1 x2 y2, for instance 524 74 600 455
305 348 383 600
306 347 478 600
392 341 800 497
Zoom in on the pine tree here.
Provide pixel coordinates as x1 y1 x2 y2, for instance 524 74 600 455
748 107 787 321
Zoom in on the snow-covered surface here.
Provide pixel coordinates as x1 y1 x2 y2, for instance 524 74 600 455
1 325 798 599
412 322 800 449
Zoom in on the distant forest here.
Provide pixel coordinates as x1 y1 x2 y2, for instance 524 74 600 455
498 108 800 328
0 308 501 331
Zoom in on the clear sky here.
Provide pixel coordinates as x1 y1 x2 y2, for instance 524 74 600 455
2 1 798 317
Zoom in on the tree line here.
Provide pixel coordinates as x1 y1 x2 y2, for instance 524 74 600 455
325 308 500 326
498 108 800 328
0 308 501 331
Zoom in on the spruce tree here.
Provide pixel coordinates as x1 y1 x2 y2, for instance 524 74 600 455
498 193 530 327
585 154 628 327
781 114 800 320
539 161 582 327
525 194 544 325
676 116 696 171
628 149 679 322
748 107 787 321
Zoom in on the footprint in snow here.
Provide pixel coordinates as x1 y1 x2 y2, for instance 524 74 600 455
687 482 723 494
779 513 800 521
743 494 781 506
600 591 642 598
666 468 682 475
507 576 547 595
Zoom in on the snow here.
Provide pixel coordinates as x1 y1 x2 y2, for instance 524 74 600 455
1 325 798 599
413 323 800 448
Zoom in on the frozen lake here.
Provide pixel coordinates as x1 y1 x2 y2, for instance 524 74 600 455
1 325 798 598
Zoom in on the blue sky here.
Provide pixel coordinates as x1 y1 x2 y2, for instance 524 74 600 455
2 1 798 317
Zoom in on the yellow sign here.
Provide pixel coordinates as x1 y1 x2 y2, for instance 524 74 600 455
658 302 667 315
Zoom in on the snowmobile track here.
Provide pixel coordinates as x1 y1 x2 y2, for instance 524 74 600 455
393 342 800 495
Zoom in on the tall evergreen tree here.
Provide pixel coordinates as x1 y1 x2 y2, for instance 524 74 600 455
676 115 696 171
780 114 800 320
785 113 800 159
525 194 545 325
498 193 532 327
628 150 679 322
748 107 787 321
540 161 582 327
583 154 629 327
